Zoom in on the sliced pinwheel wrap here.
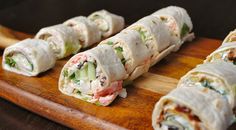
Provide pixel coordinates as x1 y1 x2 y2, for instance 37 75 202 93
205 42 236 65
178 62 236 109
64 16 101 48
2 39 56 76
126 15 174 66
100 29 151 80
88 10 125 38
152 87 234 130
223 29 236 43
35 24 81 59
152 6 194 51
59 44 127 106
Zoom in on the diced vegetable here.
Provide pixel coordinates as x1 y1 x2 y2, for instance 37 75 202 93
79 66 88 80
180 23 190 38
114 47 124 59
114 47 126 65
5 56 16 67
88 62 96 80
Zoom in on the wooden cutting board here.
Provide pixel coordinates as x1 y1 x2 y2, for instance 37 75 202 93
0 26 235 130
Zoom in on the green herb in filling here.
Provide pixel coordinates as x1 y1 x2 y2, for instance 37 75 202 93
114 47 126 65
69 72 76 80
106 41 113 45
200 78 227 95
77 90 81 95
5 56 16 67
63 69 69 77
180 23 190 38
139 30 147 42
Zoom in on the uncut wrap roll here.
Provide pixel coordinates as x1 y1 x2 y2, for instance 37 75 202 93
88 10 125 38
178 62 236 109
64 16 101 48
152 87 234 130
223 29 236 43
126 15 175 66
2 39 56 76
100 29 151 80
59 44 127 106
205 42 236 64
152 6 194 51
35 24 81 59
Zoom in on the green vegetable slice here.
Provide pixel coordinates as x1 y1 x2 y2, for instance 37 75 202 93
79 65 88 80
88 62 96 80
180 23 190 38
5 56 16 67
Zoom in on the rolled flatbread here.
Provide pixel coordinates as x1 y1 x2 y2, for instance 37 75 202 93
88 10 125 38
2 39 56 76
152 6 194 51
178 61 236 109
59 44 127 106
205 42 236 65
223 29 236 43
35 24 81 59
100 29 151 80
152 87 234 130
126 15 173 66
64 16 101 48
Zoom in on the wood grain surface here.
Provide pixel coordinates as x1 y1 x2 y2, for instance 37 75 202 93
0 26 236 130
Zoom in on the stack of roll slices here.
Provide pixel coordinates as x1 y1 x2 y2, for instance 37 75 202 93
2 10 125 76
152 29 236 130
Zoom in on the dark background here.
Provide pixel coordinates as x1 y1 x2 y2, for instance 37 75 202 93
0 0 236 129
0 0 236 39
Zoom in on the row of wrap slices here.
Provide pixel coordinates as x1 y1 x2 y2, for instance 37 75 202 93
58 6 194 106
2 10 125 76
152 29 236 129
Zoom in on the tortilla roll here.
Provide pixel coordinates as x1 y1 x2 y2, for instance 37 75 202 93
205 42 236 65
178 62 236 109
152 87 234 130
2 39 56 76
126 15 174 66
223 29 236 43
100 29 151 80
35 24 81 59
152 6 194 51
88 10 125 38
64 16 101 48
59 44 127 106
